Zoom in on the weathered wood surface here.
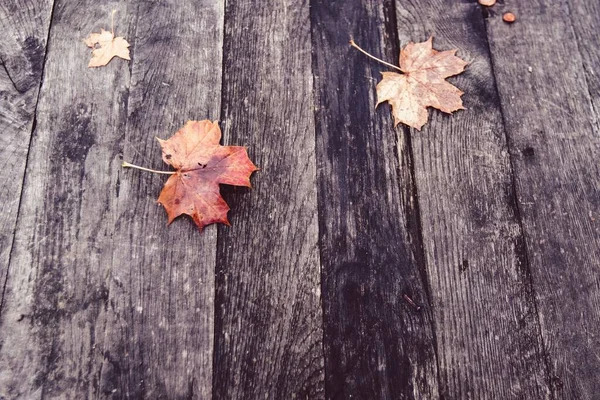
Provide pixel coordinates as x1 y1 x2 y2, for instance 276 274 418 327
213 0 325 398
1 0 600 398
0 0 53 310
311 1 438 398
569 0 600 126
98 0 224 397
487 1 600 398
0 0 224 398
395 1 551 398
0 1 134 398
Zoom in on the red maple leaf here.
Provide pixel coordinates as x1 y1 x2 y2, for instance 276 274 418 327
155 120 258 230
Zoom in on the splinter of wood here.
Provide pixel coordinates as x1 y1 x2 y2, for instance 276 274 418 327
403 294 421 311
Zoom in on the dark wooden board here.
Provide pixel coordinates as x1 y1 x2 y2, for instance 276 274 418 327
487 1 600 398
0 0 53 312
393 1 552 398
568 0 600 127
0 2 134 398
310 1 439 398
213 0 325 398
97 1 224 398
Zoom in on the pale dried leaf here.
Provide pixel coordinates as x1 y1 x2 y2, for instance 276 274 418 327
84 29 130 68
376 37 468 130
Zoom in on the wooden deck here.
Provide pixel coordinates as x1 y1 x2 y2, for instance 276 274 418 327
1 0 599 398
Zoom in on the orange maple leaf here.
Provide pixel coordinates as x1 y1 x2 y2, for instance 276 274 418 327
154 120 257 230
84 28 130 68
352 37 468 130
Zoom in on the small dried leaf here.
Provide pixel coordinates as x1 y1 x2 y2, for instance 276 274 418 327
478 0 496 6
84 29 130 68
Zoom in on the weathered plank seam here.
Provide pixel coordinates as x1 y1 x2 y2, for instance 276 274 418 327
0 57 23 94
402 129 432 301
387 0 432 306
212 0 228 394
0 0 57 317
563 1 600 130
480 9 555 398
402 128 447 396
215 0 229 130
306 3 329 397
306 4 339 398
386 0 446 396
126 3 142 85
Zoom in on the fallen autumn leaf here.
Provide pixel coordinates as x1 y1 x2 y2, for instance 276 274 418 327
84 29 130 68
123 120 258 231
351 37 468 130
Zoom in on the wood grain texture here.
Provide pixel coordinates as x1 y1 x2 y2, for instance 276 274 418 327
2 0 600 397
310 1 439 398
568 0 600 130
0 2 133 398
213 0 325 398
487 1 600 398
0 0 53 310
393 2 553 399
97 1 224 398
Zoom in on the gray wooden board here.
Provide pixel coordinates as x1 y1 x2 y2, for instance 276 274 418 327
568 0 600 130
0 0 53 311
97 0 224 397
310 1 439 398
487 1 600 398
212 0 325 398
393 1 553 398
0 1 134 398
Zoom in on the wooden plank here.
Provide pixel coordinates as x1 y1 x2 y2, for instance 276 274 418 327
487 1 600 398
392 1 553 398
212 0 325 398
0 0 52 93
97 1 224 398
310 1 440 398
0 0 53 309
568 0 600 129
0 2 134 398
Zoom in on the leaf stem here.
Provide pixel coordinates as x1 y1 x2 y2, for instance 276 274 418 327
122 161 175 175
111 9 117 36
349 39 402 72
